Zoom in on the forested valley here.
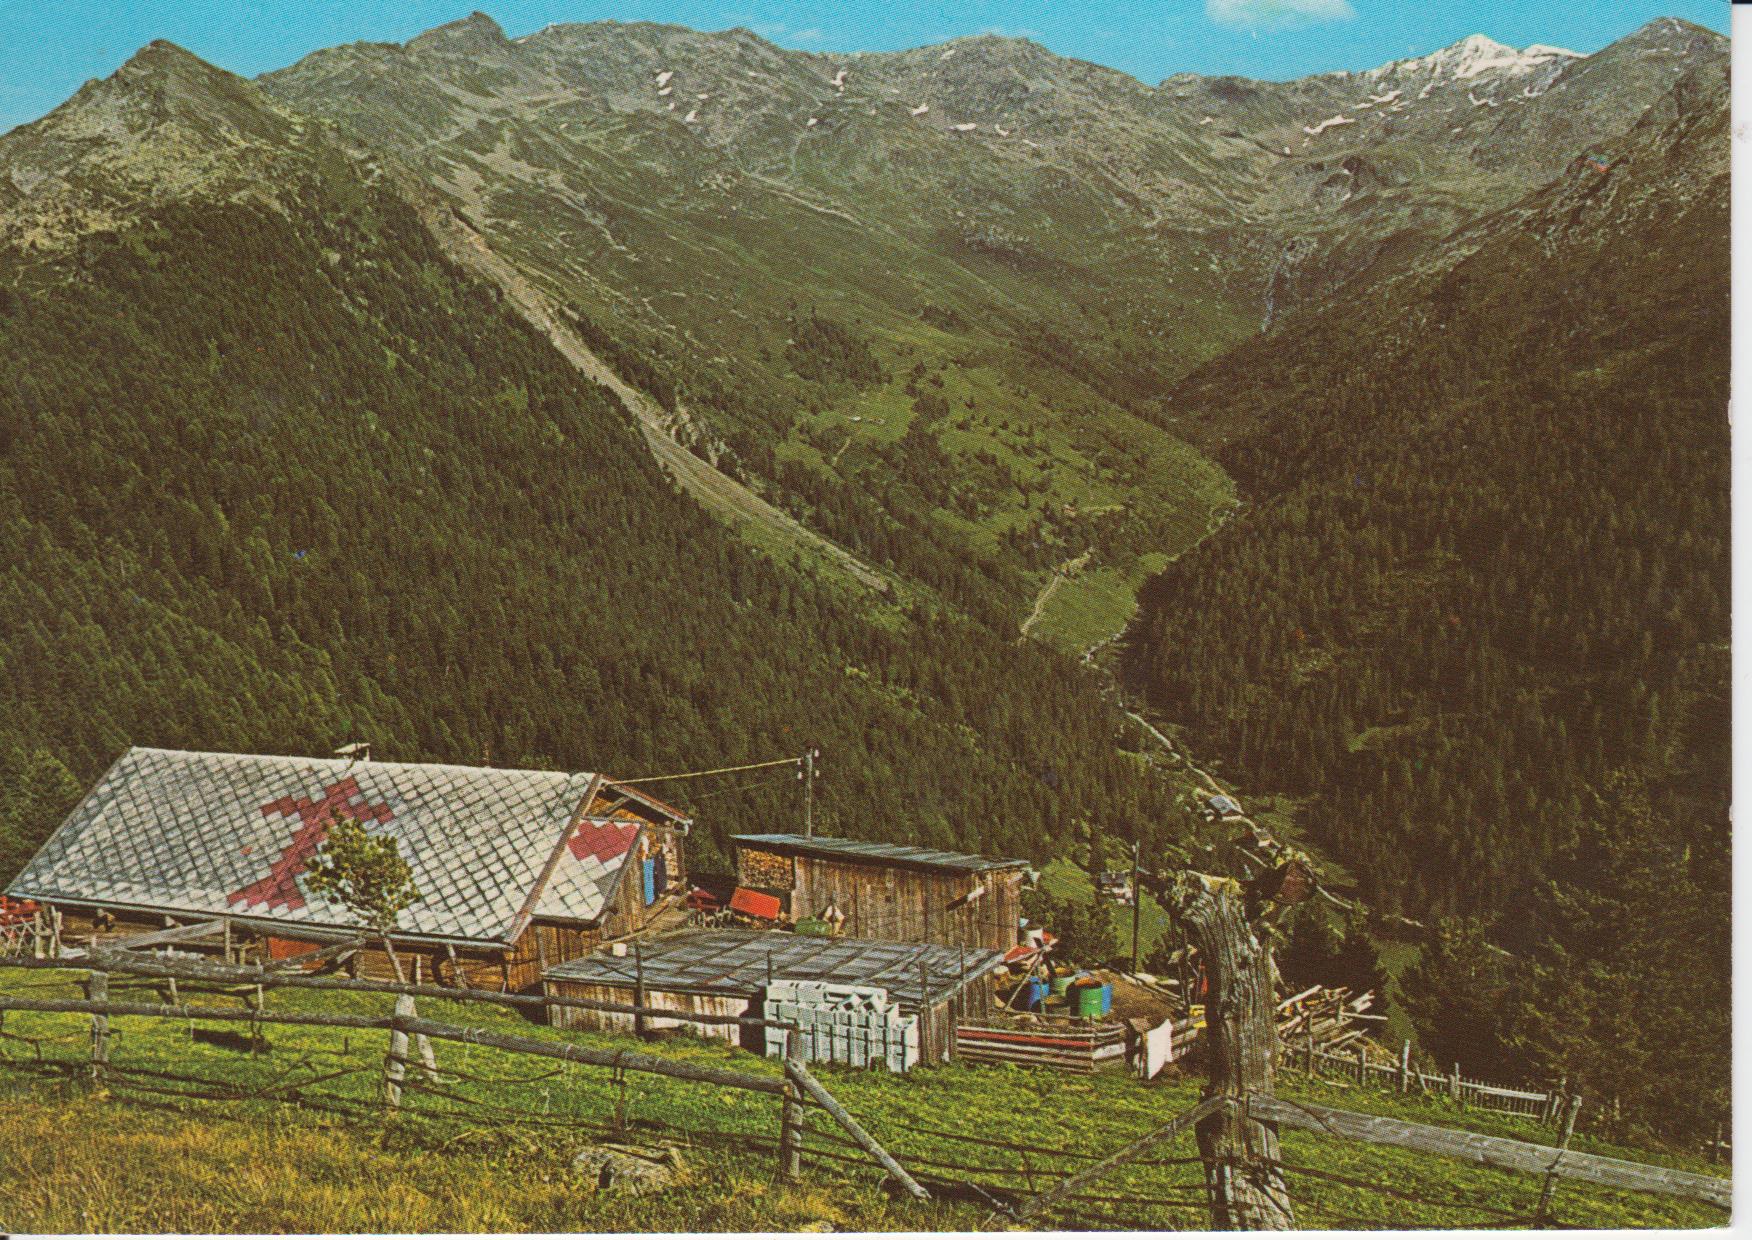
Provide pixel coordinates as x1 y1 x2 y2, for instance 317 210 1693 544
1129 65 1730 1144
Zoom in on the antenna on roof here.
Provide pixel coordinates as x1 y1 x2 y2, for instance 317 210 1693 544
334 741 372 768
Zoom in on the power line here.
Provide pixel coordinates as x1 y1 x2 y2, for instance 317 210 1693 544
612 756 801 785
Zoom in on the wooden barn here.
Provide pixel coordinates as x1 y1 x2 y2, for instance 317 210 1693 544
542 929 1004 1064
731 834 1027 953
6 747 690 991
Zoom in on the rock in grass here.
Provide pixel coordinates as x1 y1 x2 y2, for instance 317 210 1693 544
571 1143 685 1195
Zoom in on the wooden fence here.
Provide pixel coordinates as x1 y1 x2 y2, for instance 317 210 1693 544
1296 1040 1563 1122
0 946 1730 1230
1278 983 1568 1126
0 952 937 1198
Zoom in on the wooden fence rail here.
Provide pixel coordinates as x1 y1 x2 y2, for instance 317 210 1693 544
0 991 790 1096
1248 1095 1731 1210
0 950 799 1033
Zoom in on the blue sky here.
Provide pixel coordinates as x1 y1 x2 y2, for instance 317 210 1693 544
0 0 1729 133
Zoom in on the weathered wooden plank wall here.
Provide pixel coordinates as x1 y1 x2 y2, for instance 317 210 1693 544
783 857 1022 953
547 979 754 1047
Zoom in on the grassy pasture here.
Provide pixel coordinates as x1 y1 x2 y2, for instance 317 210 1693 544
0 966 1723 1233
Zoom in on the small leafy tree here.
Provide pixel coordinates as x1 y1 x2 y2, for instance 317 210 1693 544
1024 888 1117 968
306 818 420 982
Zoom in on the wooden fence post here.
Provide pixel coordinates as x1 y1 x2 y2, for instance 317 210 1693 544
1535 1093 1583 1226
1450 1063 1461 1103
778 1030 803 1182
1355 1044 1367 1086
1169 878 1294 1230
784 1054 929 1201
385 993 412 1109
1398 1040 1411 1093
416 1018 438 1081
1305 1026 1316 1076
633 944 647 1040
86 970 109 1080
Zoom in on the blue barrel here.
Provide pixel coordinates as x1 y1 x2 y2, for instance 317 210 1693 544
642 858 657 904
1024 978 1049 1009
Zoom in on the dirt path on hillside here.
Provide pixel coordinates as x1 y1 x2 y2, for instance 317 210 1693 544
1018 549 1092 641
409 193 889 594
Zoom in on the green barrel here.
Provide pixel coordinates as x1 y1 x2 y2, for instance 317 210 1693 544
1071 981 1113 1018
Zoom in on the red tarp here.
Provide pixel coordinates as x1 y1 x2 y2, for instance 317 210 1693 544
729 888 782 921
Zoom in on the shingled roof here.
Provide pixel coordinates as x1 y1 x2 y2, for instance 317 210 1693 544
544 930 1004 1009
8 747 670 946
732 833 1026 875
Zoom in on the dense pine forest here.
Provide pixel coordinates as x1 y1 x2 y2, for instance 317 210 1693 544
0 177 1183 881
1130 67 1729 1143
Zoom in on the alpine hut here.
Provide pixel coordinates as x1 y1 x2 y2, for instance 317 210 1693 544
6 747 690 990
731 834 1026 953
543 928 1004 1065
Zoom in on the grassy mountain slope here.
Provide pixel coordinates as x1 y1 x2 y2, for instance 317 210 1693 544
0 45 1196 880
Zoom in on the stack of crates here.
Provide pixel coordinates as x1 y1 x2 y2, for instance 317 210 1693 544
762 980 920 1073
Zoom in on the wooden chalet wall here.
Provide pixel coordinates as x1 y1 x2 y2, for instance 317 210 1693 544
544 971 997 1064
740 848 1023 953
546 978 755 1047
917 970 996 1064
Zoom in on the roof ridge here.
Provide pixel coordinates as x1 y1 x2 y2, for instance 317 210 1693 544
127 745 597 782
504 773 610 943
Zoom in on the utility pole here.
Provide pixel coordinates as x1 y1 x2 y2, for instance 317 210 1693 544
1130 838 1143 974
801 746 819 837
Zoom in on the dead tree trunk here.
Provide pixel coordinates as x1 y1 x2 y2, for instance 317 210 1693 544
1171 878 1294 1230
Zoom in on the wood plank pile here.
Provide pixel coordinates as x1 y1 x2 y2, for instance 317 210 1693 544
955 1016 1127 1073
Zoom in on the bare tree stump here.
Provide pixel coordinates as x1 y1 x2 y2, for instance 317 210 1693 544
1171 878 1294 1230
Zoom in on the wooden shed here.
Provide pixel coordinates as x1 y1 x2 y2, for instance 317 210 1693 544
731 834 1026 953
543 929 1004 1064
7 747 691 991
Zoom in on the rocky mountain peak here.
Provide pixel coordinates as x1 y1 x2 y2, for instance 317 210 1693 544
406 10 510 56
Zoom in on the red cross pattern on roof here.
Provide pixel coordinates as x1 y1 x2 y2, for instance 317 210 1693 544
569 819 640 864
228 776 394 913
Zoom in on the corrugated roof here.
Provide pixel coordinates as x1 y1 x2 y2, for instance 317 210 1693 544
544 929 1004 1008
732 833 1025 875
8 748 648 944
